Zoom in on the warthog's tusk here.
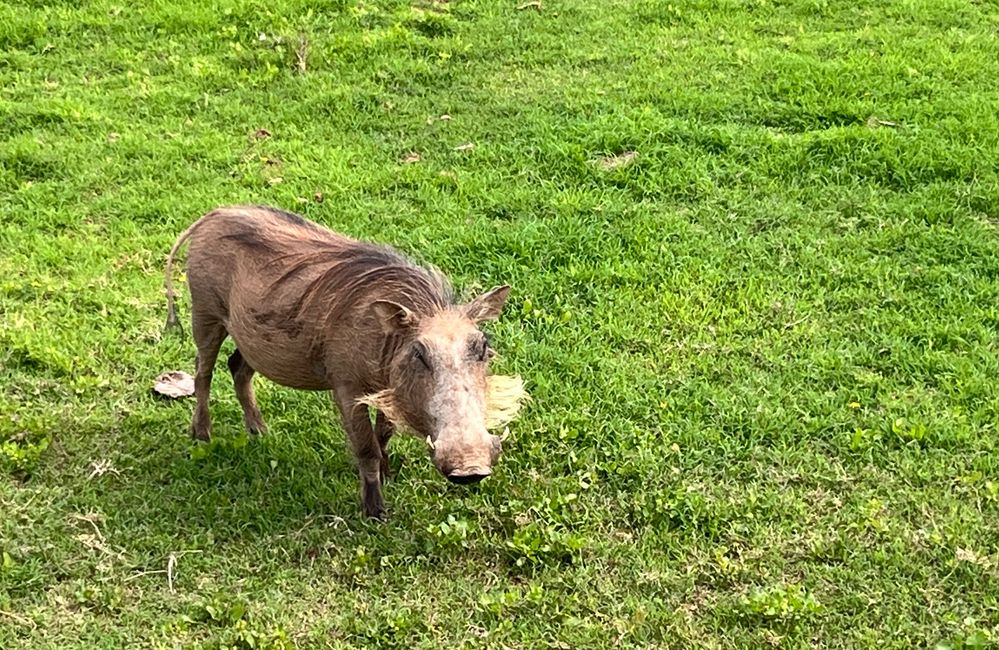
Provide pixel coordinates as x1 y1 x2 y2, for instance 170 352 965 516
500 426 511 442
426 436 435 450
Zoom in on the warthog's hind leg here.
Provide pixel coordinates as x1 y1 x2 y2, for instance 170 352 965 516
227 349 267 435
191 317 227 442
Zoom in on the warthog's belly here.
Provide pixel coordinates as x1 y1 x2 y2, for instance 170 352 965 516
224 307 331 391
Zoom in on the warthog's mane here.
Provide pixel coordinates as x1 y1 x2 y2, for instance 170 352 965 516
239 216 456 326
300 245 454 324
358 374 528 434
305 243 454 319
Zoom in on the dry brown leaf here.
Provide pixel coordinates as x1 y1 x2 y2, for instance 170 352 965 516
401 152 422 164
453 142 475 152
153 371 195 399
593 151 638 171
955 547 991 567
253 128 272 139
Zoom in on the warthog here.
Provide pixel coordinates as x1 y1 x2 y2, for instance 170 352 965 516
164 205 525 518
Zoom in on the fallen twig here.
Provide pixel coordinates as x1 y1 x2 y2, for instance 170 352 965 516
167 553 177 593
783 316 808 330
88 459 121 480
866 115 900 129
124 569 168 582
163 550 203 593
295 33 309 74
71 513 104 541
0 609 35 629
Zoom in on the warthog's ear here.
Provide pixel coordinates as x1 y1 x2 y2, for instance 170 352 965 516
464 285 511 323
370 300 418 334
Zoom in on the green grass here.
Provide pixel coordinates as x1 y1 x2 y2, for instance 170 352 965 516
2 0 999 647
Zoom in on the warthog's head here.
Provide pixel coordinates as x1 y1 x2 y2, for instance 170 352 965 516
359 285 525 484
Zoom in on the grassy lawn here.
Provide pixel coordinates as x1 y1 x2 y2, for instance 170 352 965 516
2 0 999 647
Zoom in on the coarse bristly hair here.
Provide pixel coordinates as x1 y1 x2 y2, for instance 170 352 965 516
292 242 456 326
357 374 529 434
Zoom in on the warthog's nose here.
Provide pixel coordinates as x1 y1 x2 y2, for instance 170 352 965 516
446 467 491 485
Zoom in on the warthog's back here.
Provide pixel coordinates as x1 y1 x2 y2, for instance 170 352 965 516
183 206 453 391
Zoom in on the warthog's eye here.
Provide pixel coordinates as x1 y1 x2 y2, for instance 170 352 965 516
412 342 431 370
472 336 491 362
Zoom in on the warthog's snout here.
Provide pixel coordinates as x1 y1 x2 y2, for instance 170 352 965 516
446 467 491 484
432 433 501 484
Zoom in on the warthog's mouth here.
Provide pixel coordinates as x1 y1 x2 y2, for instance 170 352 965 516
446 466 491 484
356 374 528 435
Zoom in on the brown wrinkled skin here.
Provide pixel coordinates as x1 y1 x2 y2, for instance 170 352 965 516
164 205 511 519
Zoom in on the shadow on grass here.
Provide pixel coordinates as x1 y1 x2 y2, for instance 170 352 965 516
46 393 394 570
12 370 515 596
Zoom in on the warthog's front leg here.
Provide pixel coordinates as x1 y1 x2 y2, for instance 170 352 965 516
332 384 385 519
374 411 395 484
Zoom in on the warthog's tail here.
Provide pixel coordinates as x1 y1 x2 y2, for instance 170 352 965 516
164 212 214 333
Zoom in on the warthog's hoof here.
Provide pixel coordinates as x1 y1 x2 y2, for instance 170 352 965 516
190 422 211 442
362 480 385 520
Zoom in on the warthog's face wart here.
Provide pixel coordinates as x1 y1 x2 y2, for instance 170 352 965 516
368 286 512 483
